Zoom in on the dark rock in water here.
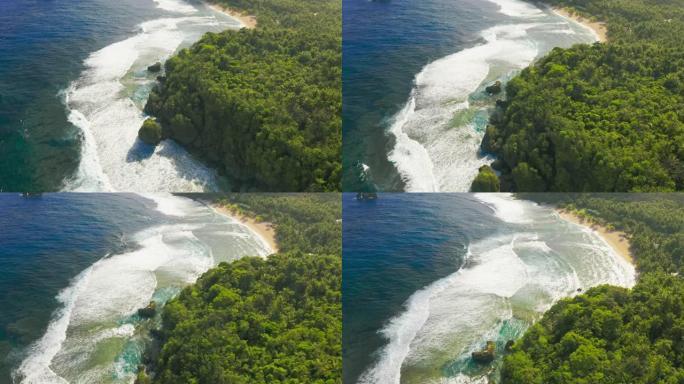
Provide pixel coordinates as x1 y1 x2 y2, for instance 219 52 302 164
156 75 166 83
577 287 583 292
495 99 508 109
485 80 502 95
505 339 515 352
138 301 157 318
356 192 378 201
150 328 164 339
147 62 162 73
138 119 162 145
472 340 496 363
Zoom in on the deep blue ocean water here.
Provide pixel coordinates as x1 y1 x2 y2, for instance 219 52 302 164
342 193 502 382
341 0 506 191
0 194 162 382
0 0 160 191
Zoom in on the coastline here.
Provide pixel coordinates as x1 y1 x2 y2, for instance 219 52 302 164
552 6 607 42
213 204 279 254
556 208 634 266
206 3 257 29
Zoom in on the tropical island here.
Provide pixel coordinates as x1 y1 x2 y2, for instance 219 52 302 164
475 0 684 192
142 0 341 192
500 194 684 383
135 194 341 383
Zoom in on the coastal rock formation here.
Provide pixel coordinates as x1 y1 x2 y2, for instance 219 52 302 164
147 62 162 73
485 80 502 95
472 340 496 363
137 301 157 318
138 119 162 145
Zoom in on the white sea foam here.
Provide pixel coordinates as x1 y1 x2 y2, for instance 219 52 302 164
153 0 197 14
550 7 602 43
359 200 636 383
387 23 539 192
429 374 489 384
13 266 94 384
487 0 544 18
143 192 203 216
62 3 241 192
14 195 269 383
208 205 275 255
387 0 599 192
474 193 532 224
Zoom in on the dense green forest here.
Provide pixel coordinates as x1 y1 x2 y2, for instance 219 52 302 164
144 0 341 191
480 0 684 192
502 194 684 383
142 194 341 383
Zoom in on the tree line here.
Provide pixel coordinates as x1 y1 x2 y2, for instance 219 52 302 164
144 0 341 191
476 0 684 192
502 194 684 383
139 194 341 383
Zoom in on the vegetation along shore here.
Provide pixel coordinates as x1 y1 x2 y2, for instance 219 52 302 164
135 194 342 383
556 207 634 266
142 0 341 192
476 0 684 192
502 194 684 383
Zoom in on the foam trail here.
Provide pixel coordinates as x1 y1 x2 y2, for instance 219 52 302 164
487 0 544 17
387 23 539 192
153 0 197 14
387 0 597 192
13 267 95 384
359 200 635 383
474 193 533 224
208 205 275 256
550 7 602 43
14 195 270 383
62 1 241 192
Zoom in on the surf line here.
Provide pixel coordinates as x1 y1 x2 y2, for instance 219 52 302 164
62 0 242 192
386 0 597 192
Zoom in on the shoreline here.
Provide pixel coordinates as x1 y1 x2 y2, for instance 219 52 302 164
556 208 634 267
206 3 257 29
212 204 278 254
551 6 607 42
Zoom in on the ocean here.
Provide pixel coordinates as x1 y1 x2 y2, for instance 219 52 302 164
342 0 598 192
0 193 271 383
342 193 635 383
0 0 240 192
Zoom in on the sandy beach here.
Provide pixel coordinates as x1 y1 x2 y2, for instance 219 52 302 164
557 209 634 266
207 3 257 29
553 7 607 42
213 204 279 254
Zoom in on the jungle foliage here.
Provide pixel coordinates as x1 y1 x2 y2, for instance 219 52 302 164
482 0 684 192
144 0 341 191
148 194 341 383
470 165 500 192
503 194 684 383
